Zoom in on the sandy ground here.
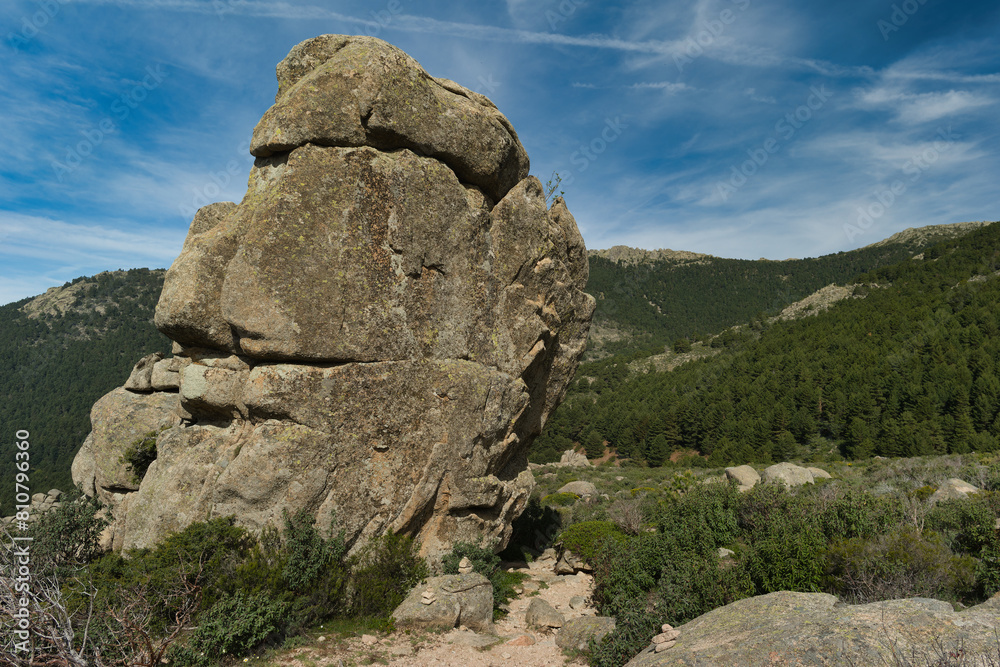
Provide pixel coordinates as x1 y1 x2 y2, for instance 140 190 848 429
269 559 596 667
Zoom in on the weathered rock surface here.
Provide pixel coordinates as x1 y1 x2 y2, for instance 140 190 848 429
724 465 759 491
930 478 980 503
625 591 1000 666
556 616 616 651
72 35 593 560
525 598 565 629
760 462 814 488
392 573 494 633
249 35 529 203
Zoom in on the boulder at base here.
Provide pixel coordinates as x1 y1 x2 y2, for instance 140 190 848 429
625 591 1000 666
392 573 493 633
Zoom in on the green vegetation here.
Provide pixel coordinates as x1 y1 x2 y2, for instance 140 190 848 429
537 222 1000 467
561 474 1000 667
586 237 949 358
0 269 170 515
2 505 428 665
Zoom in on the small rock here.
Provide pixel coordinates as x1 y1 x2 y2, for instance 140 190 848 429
525 598 565 629
569 596 587 610
653 629 681 644
718 547 735 559
661 624 674 632
317 636 326 642
655 639 677 652
361 634 377 646
507 634 536 646
502 652 512 659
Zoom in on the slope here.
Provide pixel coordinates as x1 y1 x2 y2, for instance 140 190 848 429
0 269 170 516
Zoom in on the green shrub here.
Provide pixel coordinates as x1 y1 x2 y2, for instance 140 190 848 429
26 493 107 576
926 495 998 556
120 428 165 483
559 521 628 562
588 599 666 667
541 492 579 507
168 592 289 666
738 486 825 593
819 488 903 541
656 483 740 553
282 508 347 591
914 485 937 502
348 532 428 621
823 527 977 603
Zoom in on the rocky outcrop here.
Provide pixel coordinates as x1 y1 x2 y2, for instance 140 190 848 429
625 591 1000 666
71 35 593 560
392 573 494 633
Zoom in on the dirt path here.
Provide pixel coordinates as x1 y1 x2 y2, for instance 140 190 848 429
270 559 595 667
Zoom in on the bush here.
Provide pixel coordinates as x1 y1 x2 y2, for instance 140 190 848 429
120 428 165 483
738 486 825 593
26 493 107 576
926 495 998 556
818 488 903 541
169 592 289 666
348 532 428 620
541 492 579 507
559 521 628 562
823 527 977 604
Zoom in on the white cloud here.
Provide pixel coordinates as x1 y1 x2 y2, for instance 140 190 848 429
0 212 184 267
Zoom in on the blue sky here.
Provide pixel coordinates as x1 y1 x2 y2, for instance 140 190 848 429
1 0 998 305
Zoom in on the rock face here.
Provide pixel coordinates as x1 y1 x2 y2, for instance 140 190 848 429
392 573 494 633
71 35 594 560
625 591 1000 666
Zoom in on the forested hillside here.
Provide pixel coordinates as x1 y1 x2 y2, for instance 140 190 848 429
537 221 1000 466
586 223 991 358
0 269 170 516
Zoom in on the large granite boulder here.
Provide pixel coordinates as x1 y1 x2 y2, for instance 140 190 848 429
760 462 814 488
929 478 980 503
625 591 1000 666
72 35 594 560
